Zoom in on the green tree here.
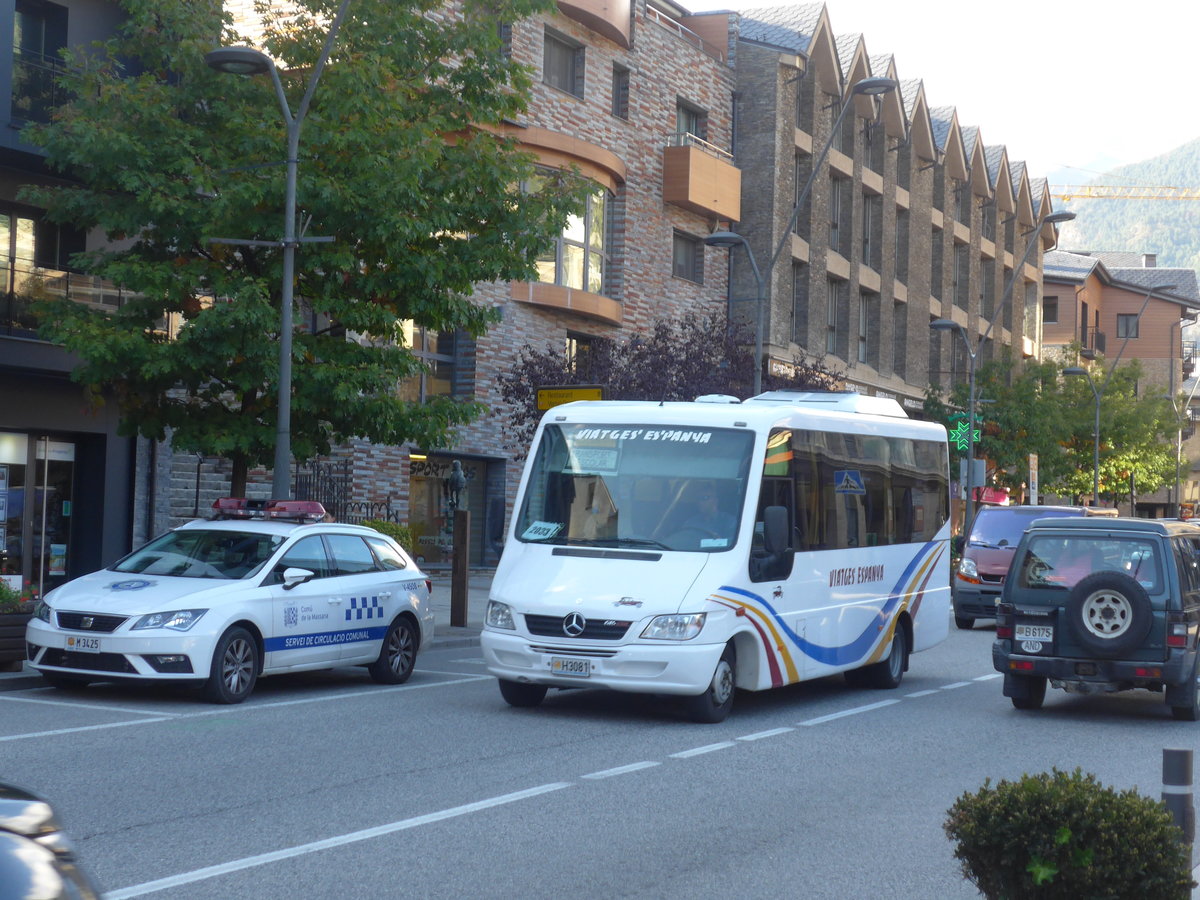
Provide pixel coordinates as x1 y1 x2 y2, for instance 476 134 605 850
496 312 844 457
926 350 1177 505
23 0 584 495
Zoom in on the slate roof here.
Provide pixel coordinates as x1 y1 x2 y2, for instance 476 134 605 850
1109 266 1199 304
834 32 861 79
868 53 894 76
929 106 954 149
899 78 922 118
737 3 825 55
1044 250 1102 282
960 125 979 160
984 145 1005 186
1009 160 1026 195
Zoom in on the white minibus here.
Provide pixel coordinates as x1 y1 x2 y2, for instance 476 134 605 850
481 390 951 722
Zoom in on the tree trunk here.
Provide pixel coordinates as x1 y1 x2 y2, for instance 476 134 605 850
230 454 248 499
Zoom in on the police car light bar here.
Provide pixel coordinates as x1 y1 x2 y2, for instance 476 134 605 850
212 498 326 523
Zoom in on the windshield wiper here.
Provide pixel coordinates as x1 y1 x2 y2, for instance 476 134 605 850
563 537 672 550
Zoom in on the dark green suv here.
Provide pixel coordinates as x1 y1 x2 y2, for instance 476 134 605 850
992 517 1200 720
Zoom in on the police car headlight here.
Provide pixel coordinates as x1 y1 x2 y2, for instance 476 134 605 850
485 600 515 630
641 613 706 641
132 609 208 631
34 599 51 623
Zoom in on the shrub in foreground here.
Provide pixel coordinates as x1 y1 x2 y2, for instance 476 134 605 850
944 767 1194 899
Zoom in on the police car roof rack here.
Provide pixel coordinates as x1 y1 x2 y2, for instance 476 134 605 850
212 497 327 523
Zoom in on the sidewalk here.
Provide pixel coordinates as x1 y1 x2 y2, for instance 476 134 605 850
0 570 493 692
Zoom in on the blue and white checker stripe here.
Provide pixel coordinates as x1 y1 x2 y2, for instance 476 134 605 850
346 596 383 621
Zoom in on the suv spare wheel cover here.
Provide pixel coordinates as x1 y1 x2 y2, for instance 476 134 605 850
1067 571 1153 656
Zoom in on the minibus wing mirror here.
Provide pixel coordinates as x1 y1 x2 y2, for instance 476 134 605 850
763 506 792 555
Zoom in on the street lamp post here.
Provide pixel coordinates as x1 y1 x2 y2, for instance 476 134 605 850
931 209 1075 534
705 231 765 394
708 76 897 397
1064 281 1176 509
205 0 351 499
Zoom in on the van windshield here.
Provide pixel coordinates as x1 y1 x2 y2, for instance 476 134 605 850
968 508 1083 548
516 423 755 552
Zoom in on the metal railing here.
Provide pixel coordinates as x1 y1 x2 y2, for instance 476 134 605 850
664 130 733 161
0 257 143 338
645 6 725 62
12 53 66 123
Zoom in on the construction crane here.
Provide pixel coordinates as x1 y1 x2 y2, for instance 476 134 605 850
1049 184 1200 201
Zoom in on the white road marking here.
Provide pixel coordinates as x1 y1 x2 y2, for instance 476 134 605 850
940 681 972 690
0 695 182 716
904 690 939 698
973 673 1002 681
669 742 736 758
581 761 661 780
104 782 572 899
737 727 794 741
800 699 901 725
0 675 490 743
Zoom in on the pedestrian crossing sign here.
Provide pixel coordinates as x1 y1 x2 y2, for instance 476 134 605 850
834 470 866 495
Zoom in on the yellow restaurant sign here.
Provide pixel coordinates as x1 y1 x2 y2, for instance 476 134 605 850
536 385 605 410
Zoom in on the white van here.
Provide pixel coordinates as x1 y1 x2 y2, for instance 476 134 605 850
480 391 951 722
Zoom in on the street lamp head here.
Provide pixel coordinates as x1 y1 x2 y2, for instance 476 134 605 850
704 230 747 249
1063 366 1088 377
929 318 964 334
206 46 275 76
1042 210 1076 226
1150 282 1178 295
851 76 898 96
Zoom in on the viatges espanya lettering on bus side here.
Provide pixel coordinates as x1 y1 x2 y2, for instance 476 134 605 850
574 428 713 443
828 564 886 587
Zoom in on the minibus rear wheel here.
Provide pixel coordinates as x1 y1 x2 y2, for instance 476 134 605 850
682 643 736 724
498 679 548 708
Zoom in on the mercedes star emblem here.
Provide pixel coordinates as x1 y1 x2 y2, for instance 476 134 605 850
563 612 586 637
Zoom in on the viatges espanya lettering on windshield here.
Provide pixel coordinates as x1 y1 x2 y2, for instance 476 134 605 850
828 564 886 587
574 428 713 443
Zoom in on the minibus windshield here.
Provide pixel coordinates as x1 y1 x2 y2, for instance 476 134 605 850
516 423 755 552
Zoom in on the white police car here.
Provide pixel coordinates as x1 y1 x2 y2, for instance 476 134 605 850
25 499 434 703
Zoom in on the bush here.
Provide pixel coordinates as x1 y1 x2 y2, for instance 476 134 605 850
361 519 414 555
945 767 1195 899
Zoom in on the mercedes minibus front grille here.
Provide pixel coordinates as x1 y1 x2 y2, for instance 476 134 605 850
524 614 631 640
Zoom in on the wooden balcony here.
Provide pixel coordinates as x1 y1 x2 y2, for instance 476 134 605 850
662 135 741 221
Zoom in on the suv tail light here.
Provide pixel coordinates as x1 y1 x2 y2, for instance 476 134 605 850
1167 612 1189 649
995 602 1013 640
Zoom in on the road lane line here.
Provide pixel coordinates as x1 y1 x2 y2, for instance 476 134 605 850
940 681 972 690
973 673 1002 681
904 690 939 698
0 695 183 716
581 761 661 780
799 699 900 725
105 782 573 899
737 727 794 741
0 717 178 743
670 742 736 758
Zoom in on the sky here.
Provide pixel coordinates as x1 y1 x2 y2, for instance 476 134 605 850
680 0 1200 186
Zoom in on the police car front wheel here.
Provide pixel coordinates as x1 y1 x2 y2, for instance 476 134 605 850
368 617 418 685
203 626 259 704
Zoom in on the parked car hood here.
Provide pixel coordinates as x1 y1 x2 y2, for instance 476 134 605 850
45 569 250 613
968 546 1018 578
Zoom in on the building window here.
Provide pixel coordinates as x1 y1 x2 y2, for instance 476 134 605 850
792 262 808 343
544 28 584 97
1043 295 1058 324
1117 313 1139 339
930 225 943 300
953 242 969 310
672 231 703 284
858 292 869 363
676 100 707 142
829 176 846 254
398 324 456 402
611 64 629 119
894 207 909 284
13 0 67 123
533 176 608 293
826 279 842 354
827 96 842 153
566 333 598 377
497 22 512 58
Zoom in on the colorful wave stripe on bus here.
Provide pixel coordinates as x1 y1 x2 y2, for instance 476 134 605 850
708 539 947 688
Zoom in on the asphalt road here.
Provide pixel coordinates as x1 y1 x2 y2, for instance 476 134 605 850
2 623 1198 899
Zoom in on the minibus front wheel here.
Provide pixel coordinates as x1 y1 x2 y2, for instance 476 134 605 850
498 679 548 708
682 643 736 724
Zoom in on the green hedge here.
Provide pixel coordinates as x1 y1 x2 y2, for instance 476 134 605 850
361 519 415 556
945 767 1195 899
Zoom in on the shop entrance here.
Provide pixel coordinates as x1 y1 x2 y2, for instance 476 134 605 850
0 433 75 597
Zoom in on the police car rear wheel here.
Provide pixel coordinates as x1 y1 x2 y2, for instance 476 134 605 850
369 617 417 685
203 627 258 704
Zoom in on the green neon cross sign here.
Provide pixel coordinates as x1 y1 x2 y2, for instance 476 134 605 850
948 418 980 452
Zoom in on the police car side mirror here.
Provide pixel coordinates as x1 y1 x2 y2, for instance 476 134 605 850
281 567 315 590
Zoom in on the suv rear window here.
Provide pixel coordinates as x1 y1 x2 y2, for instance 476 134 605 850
1015 534 1163 592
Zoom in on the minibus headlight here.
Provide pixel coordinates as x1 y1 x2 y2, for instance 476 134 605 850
486 600 515 630
957 557 979 581
641 613 706 641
